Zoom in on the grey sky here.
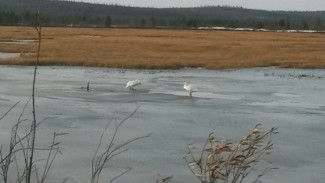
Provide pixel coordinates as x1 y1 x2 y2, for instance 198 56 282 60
74 0 325 11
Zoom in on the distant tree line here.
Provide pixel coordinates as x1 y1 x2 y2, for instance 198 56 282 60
0 0 324 30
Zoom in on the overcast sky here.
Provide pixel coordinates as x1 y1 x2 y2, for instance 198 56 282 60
73 0 325 11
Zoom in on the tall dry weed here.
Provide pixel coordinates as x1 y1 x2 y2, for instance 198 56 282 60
184 124 279 183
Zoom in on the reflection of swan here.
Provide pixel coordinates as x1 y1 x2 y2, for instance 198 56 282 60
125 79 141 90
184 82 197 96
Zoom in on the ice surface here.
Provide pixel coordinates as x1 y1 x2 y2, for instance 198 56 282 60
0 66 324 183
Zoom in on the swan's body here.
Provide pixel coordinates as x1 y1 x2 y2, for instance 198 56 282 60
184 82 197 96
126 79 141 90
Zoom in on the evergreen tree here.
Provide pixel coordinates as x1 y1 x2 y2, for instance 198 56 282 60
105 15 111 27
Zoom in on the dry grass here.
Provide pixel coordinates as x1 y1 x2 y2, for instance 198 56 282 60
0 26 325 69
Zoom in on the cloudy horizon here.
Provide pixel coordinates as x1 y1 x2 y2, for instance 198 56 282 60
69 0 325 11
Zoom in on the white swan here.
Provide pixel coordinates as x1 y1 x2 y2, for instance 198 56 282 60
184 82 197 96
125 79 141 90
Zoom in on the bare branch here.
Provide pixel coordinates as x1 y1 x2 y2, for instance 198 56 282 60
0 101 20 121
108 167 131 183
90 107 150 183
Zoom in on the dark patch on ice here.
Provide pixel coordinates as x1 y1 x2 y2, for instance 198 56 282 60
42 96 64 100
304 124 325 132
319 106 325 111
0 97 9 101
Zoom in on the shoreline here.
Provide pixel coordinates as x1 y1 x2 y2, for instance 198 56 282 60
1 64 324 72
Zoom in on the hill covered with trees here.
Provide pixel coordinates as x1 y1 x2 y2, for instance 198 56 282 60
0 0 324 30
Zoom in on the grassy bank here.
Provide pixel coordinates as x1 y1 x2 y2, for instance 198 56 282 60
0 26 324 69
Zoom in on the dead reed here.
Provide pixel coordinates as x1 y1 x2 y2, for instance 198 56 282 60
184 124 279 183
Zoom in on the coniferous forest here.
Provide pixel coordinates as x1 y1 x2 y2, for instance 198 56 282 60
0 0 324 30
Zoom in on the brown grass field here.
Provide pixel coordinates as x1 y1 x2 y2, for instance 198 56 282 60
0 26 324 69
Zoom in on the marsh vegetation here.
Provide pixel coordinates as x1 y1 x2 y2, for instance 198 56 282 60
1 26 325 69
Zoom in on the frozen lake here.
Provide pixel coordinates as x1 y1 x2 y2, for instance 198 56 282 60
0 66 324 183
